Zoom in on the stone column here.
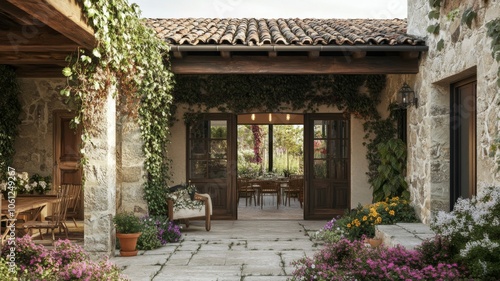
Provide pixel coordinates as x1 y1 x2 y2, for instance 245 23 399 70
84 88 117 256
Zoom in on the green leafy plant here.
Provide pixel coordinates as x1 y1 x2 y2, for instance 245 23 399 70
113 212 142 234
61 0 174 215
427 23 441 34
461 8 477 28
372 138 409 202
137 221 161 250
0 65 21 174
486 18 500 87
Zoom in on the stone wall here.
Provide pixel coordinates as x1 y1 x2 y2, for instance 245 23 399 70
13 78 69 176
407 0 500 223
13 78 147 256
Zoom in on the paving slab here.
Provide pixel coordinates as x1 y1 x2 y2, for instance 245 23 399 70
110 220 436 280
120 265 161 281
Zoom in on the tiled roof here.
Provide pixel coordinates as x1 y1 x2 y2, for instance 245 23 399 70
145 18 424 46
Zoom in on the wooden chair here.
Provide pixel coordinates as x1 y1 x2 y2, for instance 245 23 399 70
23 187 71 241
167 193 212 231
237 178 256 206
64 184 82 227
259 180 280 209
284 178 304 207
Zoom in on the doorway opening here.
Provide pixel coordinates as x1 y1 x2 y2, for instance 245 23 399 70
237 113 305 220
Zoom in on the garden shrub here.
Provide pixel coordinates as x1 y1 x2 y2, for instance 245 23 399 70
431 186 500 280
316 197 418 241
137 215 182 250
291 238 463 281
0 235 128 280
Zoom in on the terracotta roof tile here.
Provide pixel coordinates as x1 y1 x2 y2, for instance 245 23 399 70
145 18 424 46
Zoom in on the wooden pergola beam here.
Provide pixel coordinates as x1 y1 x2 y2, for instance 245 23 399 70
0 51 69 65
15 65 64 78
0 26 79 52
171 56 420 74
6 0 95 50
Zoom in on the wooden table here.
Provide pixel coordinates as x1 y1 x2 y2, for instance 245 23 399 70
1 195 58 245
248 179 289 206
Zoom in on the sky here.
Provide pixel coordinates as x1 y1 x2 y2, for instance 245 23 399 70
132 0 407 19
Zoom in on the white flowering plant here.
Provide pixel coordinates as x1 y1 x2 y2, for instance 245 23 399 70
0 171 29 195
431 185 500 279
0 172 51 196
29 173 52 194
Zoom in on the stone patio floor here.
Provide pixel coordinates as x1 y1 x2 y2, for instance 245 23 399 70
111 220 326 281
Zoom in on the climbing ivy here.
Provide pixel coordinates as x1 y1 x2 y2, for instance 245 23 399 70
0 65 21 175
61 0 174 215
174 74 395 192
174 74 381 120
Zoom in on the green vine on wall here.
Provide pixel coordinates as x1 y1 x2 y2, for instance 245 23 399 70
174 74 398 192
0 65 22 175
61 0 174 215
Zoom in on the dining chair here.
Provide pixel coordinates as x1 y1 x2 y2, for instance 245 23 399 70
284 178 304 207
237 178 256 206
259 180 280 209
24 187 71 241
64 184 82 227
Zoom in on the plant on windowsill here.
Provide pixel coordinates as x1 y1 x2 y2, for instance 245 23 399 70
113 212 142 257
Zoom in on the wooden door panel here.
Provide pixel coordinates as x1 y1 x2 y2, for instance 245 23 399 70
305 114 350 219
54 111 83 218
187 114 236 219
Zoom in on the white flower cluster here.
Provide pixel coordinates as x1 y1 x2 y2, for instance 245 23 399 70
460 233 499 257
432 185 500 276
432 185 500 237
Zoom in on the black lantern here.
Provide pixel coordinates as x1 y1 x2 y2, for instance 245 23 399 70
397 82 418 108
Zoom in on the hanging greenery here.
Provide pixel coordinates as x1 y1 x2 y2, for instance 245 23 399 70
61 0 174 215
0 65 22 175
174 74 395 191
174 74 382 119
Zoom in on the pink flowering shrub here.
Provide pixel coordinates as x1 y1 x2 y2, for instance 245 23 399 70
290 238 463 281
1 235 128 280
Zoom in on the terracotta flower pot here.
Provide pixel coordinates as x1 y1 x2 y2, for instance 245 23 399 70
116 232 142 256
366 238 382 248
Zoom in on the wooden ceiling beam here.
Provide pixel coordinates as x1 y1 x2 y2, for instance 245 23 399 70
0 51 69 65
171 56 420 74
0 1 36 25
6 0 95 50
0 26 79 52
15 65 64 78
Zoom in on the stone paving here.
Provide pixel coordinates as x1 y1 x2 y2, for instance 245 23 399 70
111 220 326 281
376 223 436 249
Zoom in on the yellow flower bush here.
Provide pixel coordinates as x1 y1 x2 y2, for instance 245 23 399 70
335 197 418 240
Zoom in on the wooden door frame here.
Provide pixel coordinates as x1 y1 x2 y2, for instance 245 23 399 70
450 76 477 209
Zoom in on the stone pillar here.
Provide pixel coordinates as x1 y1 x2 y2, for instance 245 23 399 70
116 116 147 215
84 89 117 256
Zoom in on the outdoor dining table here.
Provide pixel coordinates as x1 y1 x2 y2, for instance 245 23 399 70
1 195 59 245
248 178 289 206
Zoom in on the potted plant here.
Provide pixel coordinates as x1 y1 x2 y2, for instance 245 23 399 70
113 212 142 256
